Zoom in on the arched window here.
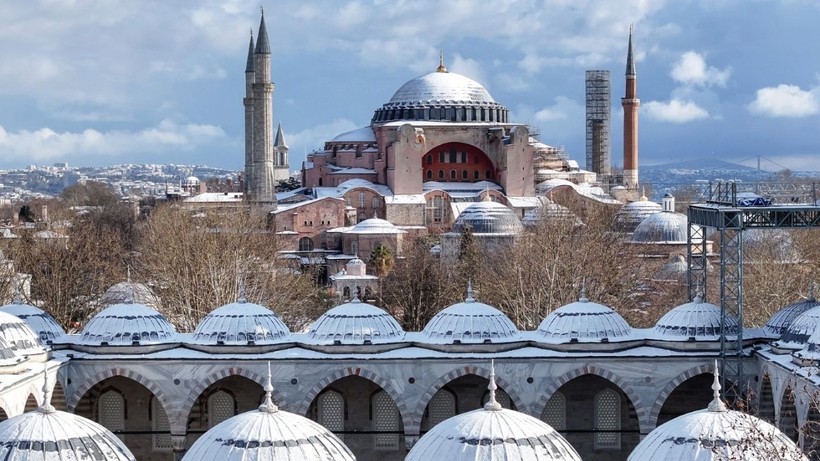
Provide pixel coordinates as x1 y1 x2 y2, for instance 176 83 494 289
461 170 468 179
426 154 433 165
594 388 621 449
438 170 444 179
450 170 456 180
424 388 456 430
372 390 400 450
343 286 351 299
358 192 366 207
151 396 172 450
318 390 345 441
372 196 382 209
318 177 323 186
98 390 125 440
426 169 432 179
208 390 235 428
485 170 492 179
474 171 480 180
299 237 314 251
541 391 566 431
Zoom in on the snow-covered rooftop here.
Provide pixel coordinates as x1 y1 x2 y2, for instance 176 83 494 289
537 293 632 343
192 298 291 345
0 311 47 357
653 296 738 339
78 302 177 346
422 288 520 344
0 302 64 343
306 299 405 345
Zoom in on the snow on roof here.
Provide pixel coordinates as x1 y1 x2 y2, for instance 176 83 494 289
79 302 177 346
192 299 291 345
450 201 523 235
653 296 738 339
384 194 426 204
0 311 47 356
306 298 405 345
536 179 620 204
422 288 520 344
765 294 820 337
183 192 244 203
422 181 502 193
346 218 405 234
0 302 64 343
537 294 632 343
614 196 663 232
775 305 820 350
100 281 162 309
328 167 378 175
330 126 376 142
631 211 692 244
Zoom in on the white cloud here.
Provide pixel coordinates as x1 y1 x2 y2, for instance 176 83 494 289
0 120 227 163
534 97 583 122
286 118 361 166
671 51 731 87
643 99 709 123
450 55 487 89
748 84 819 118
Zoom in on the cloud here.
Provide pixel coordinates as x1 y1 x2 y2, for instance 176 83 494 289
671 51 731 87
534 97 584 122
643 99 709 123
286 118 361 166
0 120 227 163
747 84 819 117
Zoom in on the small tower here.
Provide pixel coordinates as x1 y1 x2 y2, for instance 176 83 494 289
273 123 289 181
622 25 640 190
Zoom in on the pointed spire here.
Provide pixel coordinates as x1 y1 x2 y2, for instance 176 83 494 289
123 269 134 305
707 360 727 412
274 123 288 148
12 283 22 304
39 364 55 414
579 278 588 302
625 24 636 77
484 360 503 411
245 30 255 73
255 10 271 54
693 281 704 303
238 281 247 304
436 50 447 73
809 281 816 301
258 361 278 413
465 280 475 303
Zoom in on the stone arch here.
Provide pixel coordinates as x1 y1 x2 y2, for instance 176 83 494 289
23 393 38 412
181 366 283 424
534 364 649 433
293 366 408 433
67 367 173 419
408 365 525 434
758 372 775 423
0 403 7 422
647 363 714 430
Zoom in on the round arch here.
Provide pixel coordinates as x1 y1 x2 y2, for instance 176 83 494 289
181 366 283 424
646 363 714 429
534 364 649 434
67 367 174 419
407 365 525 434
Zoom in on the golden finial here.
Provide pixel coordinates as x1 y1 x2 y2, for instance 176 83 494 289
437 50 447 73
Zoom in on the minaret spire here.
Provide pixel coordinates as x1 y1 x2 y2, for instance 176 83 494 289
255 10 271 55
245 30 255 73
625 24 636 76
621 24 640 191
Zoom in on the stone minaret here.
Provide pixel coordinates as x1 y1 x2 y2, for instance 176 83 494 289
243 31 255 195
621 25 640 190
274 123 289 177
247 11 276 206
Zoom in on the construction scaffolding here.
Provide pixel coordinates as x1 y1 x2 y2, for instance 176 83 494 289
687 181 820 396
585 70 611 176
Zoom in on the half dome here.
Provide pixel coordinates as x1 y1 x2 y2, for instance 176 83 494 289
80 302 177 346
422 288 520 343
0 311 47 356
537 293 632 343
306 298 404 344
192 298 290 345
0 302 64 343
654 296 739 338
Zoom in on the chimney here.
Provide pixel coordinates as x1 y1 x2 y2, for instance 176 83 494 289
662 193 675 212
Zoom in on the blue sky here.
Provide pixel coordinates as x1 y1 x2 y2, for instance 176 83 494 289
0 0 818 172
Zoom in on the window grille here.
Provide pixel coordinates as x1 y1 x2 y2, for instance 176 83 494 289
372 391 400 450
318 391 345 441
358 192 366 208
208 391 235 428
594 388 621 449
425 389 455 430
99 391 125 440
541 391 566 431
152 397 173 451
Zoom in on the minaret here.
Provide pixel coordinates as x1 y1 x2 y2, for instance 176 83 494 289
274 123 289 175
621 25 640 190
243 30 255 196
250 10 276 206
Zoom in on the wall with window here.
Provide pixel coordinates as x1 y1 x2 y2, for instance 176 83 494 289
422 142 496 184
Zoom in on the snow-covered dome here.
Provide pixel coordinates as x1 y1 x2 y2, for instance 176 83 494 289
0 311 46 356
407 368 581 461
628 367 806 461
631 211 692 244
331 126 376 142
654 295 739 338
765 292 820 336
0 301 64 343
422 286 520 343
537 292 632 343
80 302 177 346
306 298 405 344
192 297 290 345
100 281 161 309
0 388 136 461
184 176 200 186
652 254 688 282
775 305 820 350
336 178 376 193
451 201 524 235
347 218 405 234
184 369 355 461
614 195 662 232
522 201 581 227
0 337 21 367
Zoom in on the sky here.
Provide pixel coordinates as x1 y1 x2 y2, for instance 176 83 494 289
0 0 819 173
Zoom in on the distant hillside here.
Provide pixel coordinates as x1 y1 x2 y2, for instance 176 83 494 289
642 158 757 172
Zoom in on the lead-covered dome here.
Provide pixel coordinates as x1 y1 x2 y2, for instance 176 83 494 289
0 301 64 343
654 295 739 339
100 281 161 309
0 395 136 460
306 298 404 344
537 292 632 343
184 372 355 461
0 311 47 357
631 211 691 244
628 368 806 461
614 195 662 232
775 305 820 350
347 217 404 234
192 297 290 345
451 201 524 235
80 302 177 346
407 370 581 461
422 287 520 343
765 292 820 336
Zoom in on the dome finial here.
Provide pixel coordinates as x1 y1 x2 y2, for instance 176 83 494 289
579 278 588 302
693 281 704 303
707 360 727 412
238 281 247 304
12 282 22 304
809 281 816 301
39 364 55 414
484 360 503 411
465 279 475 303
259 361 278 414
437 50 447 73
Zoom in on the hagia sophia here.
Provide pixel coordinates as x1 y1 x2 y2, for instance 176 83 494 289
1 10 820 461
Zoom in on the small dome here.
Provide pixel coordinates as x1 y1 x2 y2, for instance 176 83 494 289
348 218 404 234
80 302 177 346
523 201 581 227
422 287 520 343
0 311 46 356
307 299 404 344
776 305 820 349
387 71 496 106
335 178 375 193
537 293 632 343
451 201 524 235
100 281 161 309
765 293 820 336
628 370 806 461
345 257 367 276
0 401 136 460
331 126 376 142
0 302 64 343
654 296 739 338
407 370 581 461
631 211 692 244
0 337 20 366
184 176 200 186
614 196 662 232
652 254 688 282
185 372 355 461
192 299 291 345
